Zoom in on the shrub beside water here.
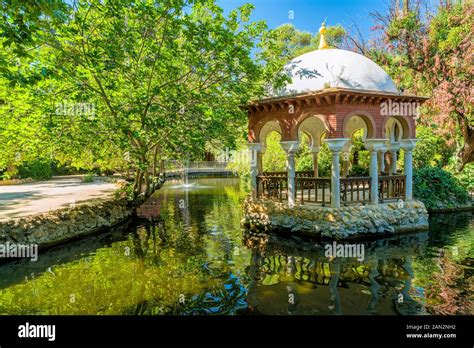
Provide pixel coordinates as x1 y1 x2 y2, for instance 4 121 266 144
17 160 53 180
82 173 95 183
413 166 470 210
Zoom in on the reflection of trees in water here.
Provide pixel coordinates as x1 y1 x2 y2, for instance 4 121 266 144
424 251 472 315
426 212 472 251
415 212 473 315
244 231 428 315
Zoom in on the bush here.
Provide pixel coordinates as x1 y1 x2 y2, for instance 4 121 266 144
445 159 474 193
262 132 286 172
82 173 95 183
114 181 135 201
349 164 369 177
17 160 53 180
413 126 454 168
413 166 470 210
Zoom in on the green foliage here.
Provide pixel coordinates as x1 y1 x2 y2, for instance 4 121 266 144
0 0 70 64
371 2 473 170
82 173 95 183
349 164 369 177
17 160 52 180
0 0 285 199
262 132 286 172
447 161 474 193
295 133 313 171
413 126 454 168
315 142 332 177
270 23 347 60
349 130 370 173
114 182 135 202
413 166 470 210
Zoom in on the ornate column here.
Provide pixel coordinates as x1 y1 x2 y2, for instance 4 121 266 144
248 142 262 200
400 139 417 201
365 139 385 205
280 141 300 207
324 138 349 208
311 145 320 177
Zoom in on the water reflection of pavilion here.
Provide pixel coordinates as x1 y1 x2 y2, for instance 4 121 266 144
244 231 428 315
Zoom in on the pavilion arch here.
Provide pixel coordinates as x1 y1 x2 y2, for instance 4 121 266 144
382 116 411 141
296 114 330 147
258 120 283 146
342 111 376 139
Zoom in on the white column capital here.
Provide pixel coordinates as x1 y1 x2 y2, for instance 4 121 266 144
387 141 401 152
400 139 418 151
378 144 388 153
280 141 300 154
364 139 386 152
324 138 349 153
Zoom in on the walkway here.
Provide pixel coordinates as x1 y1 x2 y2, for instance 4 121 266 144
0 176 117 221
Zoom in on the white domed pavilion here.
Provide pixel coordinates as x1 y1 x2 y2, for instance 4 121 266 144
280 48 398 95
246 22 429 219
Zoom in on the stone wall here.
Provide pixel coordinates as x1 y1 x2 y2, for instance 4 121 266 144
242 198 429 239
0 198 133 248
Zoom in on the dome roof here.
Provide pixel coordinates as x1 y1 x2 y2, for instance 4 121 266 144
277 48 398 96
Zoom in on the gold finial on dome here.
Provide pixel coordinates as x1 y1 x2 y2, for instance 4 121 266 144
318 20 329 50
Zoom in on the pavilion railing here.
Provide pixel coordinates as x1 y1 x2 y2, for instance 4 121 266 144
262 171 314 178
257 175 288 201
295 171 315 178
340 177 372 204
378 175 406 201
296 177 331 205
257 172 407 204
261 171 287 177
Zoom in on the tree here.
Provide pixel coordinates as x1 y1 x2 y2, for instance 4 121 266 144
370 0 473 171
267 22 347 61
0 0 283 197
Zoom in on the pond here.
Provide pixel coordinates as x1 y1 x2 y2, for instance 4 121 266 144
0 177 472 315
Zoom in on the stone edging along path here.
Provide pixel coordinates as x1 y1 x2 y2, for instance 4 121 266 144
0 177 165 248
0 178 35 186
0 198 134 248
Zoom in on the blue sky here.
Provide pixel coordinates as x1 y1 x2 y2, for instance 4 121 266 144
217 0 415 40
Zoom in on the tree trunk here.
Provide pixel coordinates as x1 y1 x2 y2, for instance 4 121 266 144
134 169 143 196
152 145 159 177
144 169 151 196
458 124 474 171
353 151 359 165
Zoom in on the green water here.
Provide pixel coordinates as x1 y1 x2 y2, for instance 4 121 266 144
0 177 472 315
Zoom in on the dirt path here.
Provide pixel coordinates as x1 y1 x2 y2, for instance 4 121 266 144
0 176 118 221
